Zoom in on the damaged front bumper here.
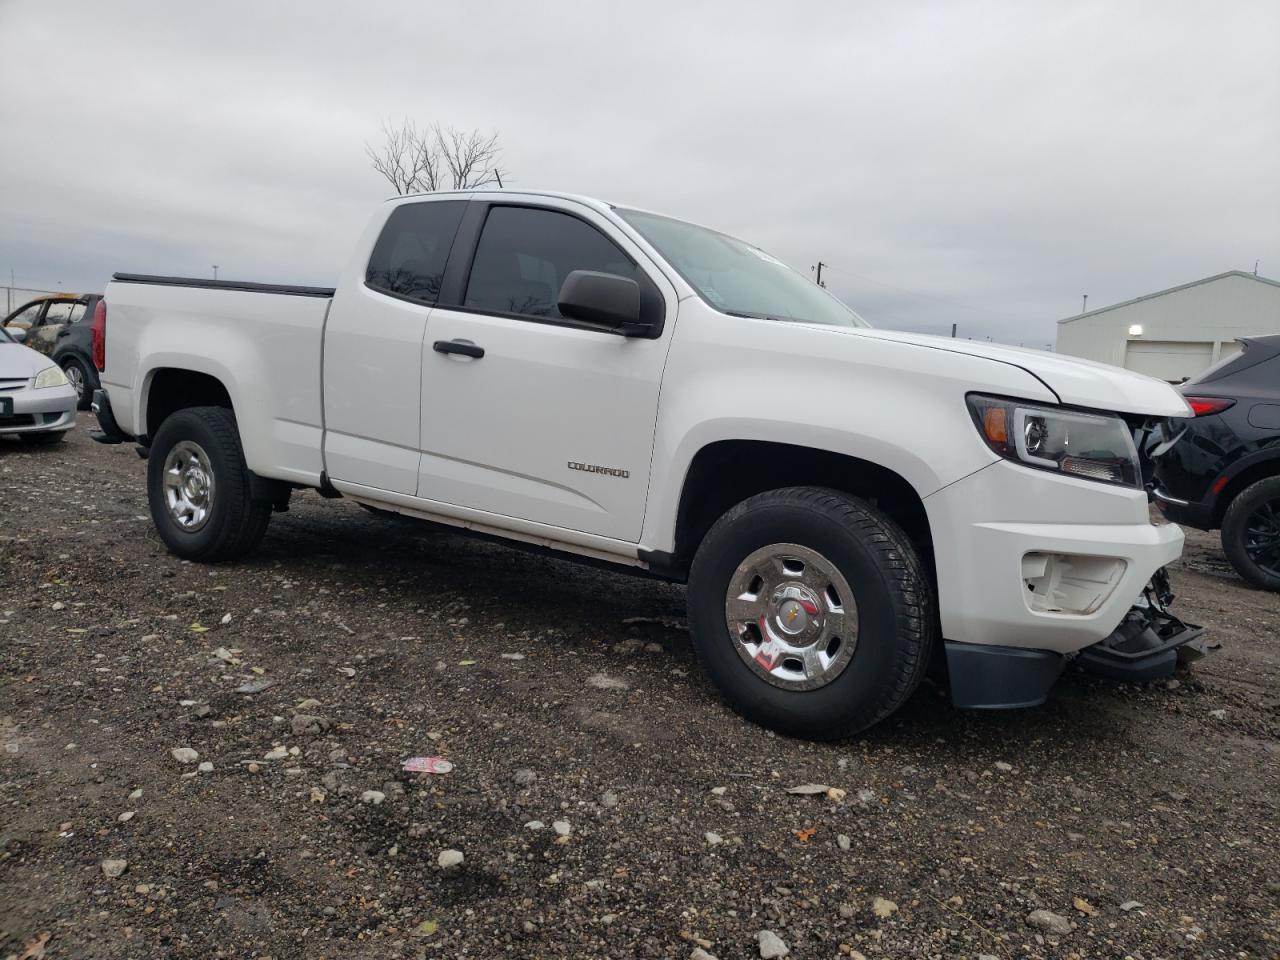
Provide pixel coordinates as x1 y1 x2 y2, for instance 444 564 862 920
1074 569 1211 682
946 568 1212 709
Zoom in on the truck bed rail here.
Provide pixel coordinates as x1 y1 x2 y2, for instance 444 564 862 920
111 273 335 299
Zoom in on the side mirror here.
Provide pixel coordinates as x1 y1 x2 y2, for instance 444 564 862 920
557 270 647 335
7 327 27 344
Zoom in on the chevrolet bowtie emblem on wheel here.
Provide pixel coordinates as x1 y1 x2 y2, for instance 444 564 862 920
786 607 799 624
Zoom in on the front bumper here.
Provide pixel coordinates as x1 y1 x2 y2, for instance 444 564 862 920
925 460 1184 655
946 571 1209 708
0 383 77 435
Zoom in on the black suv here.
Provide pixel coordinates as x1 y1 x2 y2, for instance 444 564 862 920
1152 335 1280 590
1 293 103 409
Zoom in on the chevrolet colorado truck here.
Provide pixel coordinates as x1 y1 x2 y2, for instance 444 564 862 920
91 190 1206 738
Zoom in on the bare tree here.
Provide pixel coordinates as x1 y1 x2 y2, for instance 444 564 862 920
366 119 507 194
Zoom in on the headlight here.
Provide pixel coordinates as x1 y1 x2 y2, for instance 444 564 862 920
32 365 69 389
967 394 1140 488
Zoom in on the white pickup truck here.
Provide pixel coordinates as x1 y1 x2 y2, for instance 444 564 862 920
91 190 1206 738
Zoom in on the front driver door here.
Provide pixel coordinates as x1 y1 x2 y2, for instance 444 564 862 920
2 300 46 347
416 200 676 543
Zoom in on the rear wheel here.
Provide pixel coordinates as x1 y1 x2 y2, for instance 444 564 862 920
1221 476 1280 591
62 357 96 410
687 486 936 739
147 406 271 562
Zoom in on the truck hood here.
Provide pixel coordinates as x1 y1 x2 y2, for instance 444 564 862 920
844 327 1193 418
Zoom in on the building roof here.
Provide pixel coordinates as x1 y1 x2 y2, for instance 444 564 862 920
1057 270 1280 325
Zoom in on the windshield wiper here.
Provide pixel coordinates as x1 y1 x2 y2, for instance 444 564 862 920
725 310 788 322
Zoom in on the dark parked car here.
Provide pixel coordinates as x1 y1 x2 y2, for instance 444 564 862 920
1152 335 1280 590
1 293 103 409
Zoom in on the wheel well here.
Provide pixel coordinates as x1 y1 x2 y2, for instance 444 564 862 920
145 369 232 438
1214 457 1280 525
664 440 934 583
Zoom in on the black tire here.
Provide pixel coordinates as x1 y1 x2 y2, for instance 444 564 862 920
147 406 271 562
20 431 66 446
687 486 936 739
1220 476 1280 592
62 357 96 410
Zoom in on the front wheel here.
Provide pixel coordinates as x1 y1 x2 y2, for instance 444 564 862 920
147 406 271 562
687 486 936 739
1221 476 1280 591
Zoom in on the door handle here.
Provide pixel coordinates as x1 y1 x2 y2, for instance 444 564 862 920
433 339 484 359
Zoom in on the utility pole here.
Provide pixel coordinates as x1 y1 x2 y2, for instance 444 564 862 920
812 262 826 287
213 265 219 281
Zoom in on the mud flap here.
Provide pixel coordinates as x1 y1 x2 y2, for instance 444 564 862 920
1075 568 1211 683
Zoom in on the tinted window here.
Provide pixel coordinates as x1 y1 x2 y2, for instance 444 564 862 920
464 206 639 320
366 200 467 304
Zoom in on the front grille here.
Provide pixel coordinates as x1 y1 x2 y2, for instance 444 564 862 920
0 378 28 393
0 414 36 426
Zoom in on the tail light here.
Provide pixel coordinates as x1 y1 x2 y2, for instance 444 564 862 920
91 299 106 371
1183 396 1234 417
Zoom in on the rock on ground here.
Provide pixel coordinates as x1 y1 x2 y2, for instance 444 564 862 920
757 929 789 958
1026 909 1074 936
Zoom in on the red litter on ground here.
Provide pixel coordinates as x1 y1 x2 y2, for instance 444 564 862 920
402 756 453 774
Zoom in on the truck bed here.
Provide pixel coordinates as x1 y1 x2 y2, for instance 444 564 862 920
101 272 335 486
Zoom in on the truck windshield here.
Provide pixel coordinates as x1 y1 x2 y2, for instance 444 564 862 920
615 208 869 328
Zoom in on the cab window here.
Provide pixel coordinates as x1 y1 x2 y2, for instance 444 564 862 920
365 200 467 304
463 206 639 321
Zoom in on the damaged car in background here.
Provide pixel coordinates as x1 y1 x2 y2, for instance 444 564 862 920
90 190 1210 738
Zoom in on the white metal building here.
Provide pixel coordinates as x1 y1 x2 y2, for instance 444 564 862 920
1055 271 1280 382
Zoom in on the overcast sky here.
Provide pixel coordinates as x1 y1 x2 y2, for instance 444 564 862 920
2 0 1277 346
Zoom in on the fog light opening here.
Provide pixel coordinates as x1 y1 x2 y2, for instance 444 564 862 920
1022 552 1127 615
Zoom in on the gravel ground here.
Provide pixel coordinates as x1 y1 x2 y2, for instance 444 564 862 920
2 419 1278 959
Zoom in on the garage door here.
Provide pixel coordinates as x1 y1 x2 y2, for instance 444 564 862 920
1124 341 1214 382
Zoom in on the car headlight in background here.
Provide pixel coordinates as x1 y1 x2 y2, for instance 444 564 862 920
32 365 69 389
967 394 1141 488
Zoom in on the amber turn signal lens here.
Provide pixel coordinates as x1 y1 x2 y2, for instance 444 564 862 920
982 406 1008 444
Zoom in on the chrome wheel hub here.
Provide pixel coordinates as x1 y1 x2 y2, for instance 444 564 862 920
725 543 858 690
162 440 215 532
65 364 84 398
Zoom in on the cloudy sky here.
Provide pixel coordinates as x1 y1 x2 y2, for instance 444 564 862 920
2 0 1277 347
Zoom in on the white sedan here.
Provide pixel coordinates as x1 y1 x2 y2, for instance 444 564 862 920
0 324 78 444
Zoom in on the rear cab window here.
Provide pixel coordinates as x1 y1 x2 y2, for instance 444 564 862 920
365 200 467 304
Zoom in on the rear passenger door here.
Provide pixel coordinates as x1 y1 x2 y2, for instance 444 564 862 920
416 199 676 543
322 198 467 494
